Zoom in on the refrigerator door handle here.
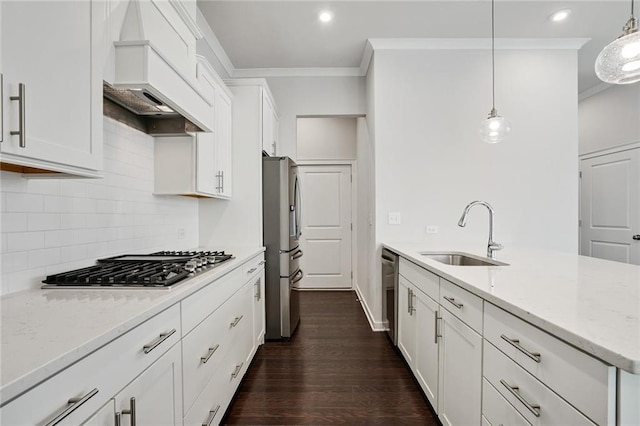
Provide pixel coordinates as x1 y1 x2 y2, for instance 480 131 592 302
293 172 303 240
292 269 304 284
290 249 303 260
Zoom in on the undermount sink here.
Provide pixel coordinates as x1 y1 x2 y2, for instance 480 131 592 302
420 252 509 266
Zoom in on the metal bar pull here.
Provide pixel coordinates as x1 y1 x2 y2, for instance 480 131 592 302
231 362 244 379
500 379 541 417
230 315 244 328
201 344 220 364
254 278 261 300
121 397 137 426
115 412 122 426
247 267 257 274
258 260 266 266
10 83 26 147
443 296 464 309
500 334 541 363
1 73 4 143
407 288 412 314
45 388 99 425
410 289 416 315
434 311 441 344
142 329 176 354
202 405 221 426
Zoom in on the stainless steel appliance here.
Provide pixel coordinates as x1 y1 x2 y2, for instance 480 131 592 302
263 156 303 340
41 251 233 289
381 248 399 345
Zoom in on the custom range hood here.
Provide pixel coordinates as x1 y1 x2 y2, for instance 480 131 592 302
103 0 213 136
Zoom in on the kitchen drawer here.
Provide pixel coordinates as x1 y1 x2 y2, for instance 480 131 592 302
182 266 243 334
482 378 531 426
0 304 180 425
183 366 227 426
399 258 439 301
484 303 615 425
439 278 483 333
484 341 596 426
242 253 265 283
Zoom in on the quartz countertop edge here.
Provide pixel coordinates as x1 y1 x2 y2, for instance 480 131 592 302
382 243 640 375
0 246 265 406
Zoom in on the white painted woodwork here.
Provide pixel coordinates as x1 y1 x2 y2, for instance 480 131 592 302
296 117 357 161
484 302 615 425
252 269 266 353
298 164 353 288
0 0 102 176
262 93 277 155
437 307 482 426
439 278 483 334
214 86 233 197
580 148 640 265
619 370 640 426
481 378 530 426
397 276 417 366
114 343 183 426
399 258 439 301
83 399 116 426
414 287 440 411
484 342 596 425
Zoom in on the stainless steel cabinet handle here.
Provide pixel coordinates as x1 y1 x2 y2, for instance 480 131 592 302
231 362 244 379
230 315 244 328
247 267 257 274
254 278 261 300
291 249 303 260
142 329 176 354
443 296 464 309
220 170 224 192
410 289 416 315
407 288 412 314
500 379 541 417
258 260 266 266
434 311 442 344
44 388 99 425
1 73 4 143
202 405 221 426
10 83 26 148
500 334 541 363
115 412 121 426
201 344 220 364
121 397 137 426
633 234 640 240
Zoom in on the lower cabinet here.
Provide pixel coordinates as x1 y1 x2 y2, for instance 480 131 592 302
251 269 266 355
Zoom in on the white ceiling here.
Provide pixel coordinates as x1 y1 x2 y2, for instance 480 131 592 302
197 0 635 93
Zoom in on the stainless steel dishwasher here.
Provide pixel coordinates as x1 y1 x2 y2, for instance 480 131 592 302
381 248 399 345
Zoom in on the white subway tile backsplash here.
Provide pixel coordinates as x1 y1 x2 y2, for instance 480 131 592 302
1 117 199 295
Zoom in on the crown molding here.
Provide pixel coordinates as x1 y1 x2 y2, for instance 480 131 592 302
366 38 590 51
168 0 203 40
578 82 613 102
233 67 362 78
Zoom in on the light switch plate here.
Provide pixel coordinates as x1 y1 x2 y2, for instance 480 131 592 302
388 212 402 225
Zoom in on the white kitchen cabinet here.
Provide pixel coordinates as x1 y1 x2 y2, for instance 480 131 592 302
414 288 439 410
113 343 183 426
437 307 483 426
154 57 233 198
261 93 279 156
0 0 102 177
397 276 417 366
82 400 116 426
251 268 266 355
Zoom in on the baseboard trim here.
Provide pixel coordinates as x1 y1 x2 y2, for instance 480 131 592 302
354 285 386 332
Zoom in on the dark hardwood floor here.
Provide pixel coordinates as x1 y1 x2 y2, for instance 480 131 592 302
223 291 439 425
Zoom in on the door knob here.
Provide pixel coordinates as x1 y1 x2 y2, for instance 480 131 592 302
633 235 640 241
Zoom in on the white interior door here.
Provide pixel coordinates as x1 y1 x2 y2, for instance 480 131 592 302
580 148 640 265
298 164 352 289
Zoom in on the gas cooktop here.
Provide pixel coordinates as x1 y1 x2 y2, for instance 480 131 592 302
41 251 233 289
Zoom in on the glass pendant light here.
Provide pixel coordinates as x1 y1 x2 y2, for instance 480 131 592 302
595 0 640 84
479 0 511 144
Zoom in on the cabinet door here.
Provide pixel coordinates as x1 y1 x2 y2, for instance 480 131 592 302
115 343 183 426
438 308 482 426
261 93 274 155
216 88 233 197
271 109 279 156
397 277 416 365
252 269 266 351
82 400 116 426
195 132 217 196
414 290 439 411
1 0 101 174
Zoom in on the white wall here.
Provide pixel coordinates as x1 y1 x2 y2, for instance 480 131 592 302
579 85 640 155
265 76 366 160
0 118 199 295
297 117 357 161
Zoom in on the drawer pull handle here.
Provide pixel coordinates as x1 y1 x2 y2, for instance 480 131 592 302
434 311 441 344
230 315 244 328
143 329 176 354
500 334 541 363
203 405 221 426
201 344 220 364
115 412 121 426
10 83 26 148
254 278 261 300
247 267 257 274
500 379 541 417
259 260 266 266
443 296 464 309
121 397 137 426
231 362 244 379
45 388 99 425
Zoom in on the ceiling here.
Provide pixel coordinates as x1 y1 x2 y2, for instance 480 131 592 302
197 1 635 93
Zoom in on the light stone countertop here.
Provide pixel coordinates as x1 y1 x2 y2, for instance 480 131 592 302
0 246 265 406
383 243 640 375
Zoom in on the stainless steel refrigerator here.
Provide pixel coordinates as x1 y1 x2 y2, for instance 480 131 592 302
263 156 303 340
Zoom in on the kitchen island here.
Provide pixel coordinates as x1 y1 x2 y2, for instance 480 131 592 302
383 243 639 426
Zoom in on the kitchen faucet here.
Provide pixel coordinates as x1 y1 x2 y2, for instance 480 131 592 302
458 201 503 259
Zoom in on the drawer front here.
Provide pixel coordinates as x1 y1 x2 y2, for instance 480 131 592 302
243 253 266 283
484 303 615 425
439 278 483 333
399 258 439 301
183 369 228 426
182 267 243 334
484 342 596 426
0 304 180 425
482 378 531 426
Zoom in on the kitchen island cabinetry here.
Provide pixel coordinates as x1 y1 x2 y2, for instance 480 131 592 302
0 0 102 177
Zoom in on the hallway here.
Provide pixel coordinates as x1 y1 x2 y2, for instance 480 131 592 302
223 291 438 425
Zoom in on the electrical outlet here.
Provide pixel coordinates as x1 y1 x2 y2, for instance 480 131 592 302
388 212 402 225
425 225 439 234
177 228 185 240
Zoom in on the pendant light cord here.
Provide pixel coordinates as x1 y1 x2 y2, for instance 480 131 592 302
491 0 496 112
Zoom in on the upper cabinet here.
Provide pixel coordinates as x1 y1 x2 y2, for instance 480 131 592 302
0 0 103 177
154 57 233 198
262 94 279 156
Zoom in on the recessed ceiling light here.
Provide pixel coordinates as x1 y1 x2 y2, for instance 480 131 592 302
549 9 572 22
318 10 333 23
